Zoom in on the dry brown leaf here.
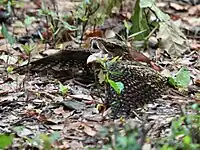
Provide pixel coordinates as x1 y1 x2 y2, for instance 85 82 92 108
83 124 97 137
188 5 200 16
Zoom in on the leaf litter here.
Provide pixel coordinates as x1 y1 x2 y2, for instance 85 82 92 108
0 0 200 149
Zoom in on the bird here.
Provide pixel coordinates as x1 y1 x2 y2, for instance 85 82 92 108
14 46 95 83
87 37 167 118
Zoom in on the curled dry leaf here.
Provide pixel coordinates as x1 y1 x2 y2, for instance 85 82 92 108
157 22 190 58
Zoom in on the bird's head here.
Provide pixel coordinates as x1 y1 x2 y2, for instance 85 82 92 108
87 37 129 64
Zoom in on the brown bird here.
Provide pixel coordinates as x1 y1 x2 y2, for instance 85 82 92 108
14 46 95 83
87 37 167 118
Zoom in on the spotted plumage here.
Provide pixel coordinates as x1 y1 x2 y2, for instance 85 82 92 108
87 38 168 118
104 60 167 118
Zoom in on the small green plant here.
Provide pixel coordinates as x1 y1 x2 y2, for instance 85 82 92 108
21 43 36 56
21 42 36 67
156 104 200 150
75 0 124 40
12 126 60 149
7 66 14 73
97 122 141 150
97 56 124 95
0 0 20 17
74 0 100 40
38 1 77 45
59 82 69 96
31 132 60 150
0 134 14 149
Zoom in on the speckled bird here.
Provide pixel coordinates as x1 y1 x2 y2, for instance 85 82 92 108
87 38 168 118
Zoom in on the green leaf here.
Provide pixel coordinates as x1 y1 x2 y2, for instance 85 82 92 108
39 134 51 149
130 0 149 40
7 66 14 73
110 56 120 63
21 45 31 54
116 82 124 93
47 11 57 17
12 126 25 133
139 0 169 21
108 79 124 94
62 21 78 31
98 69 105 84
140 0 155 8
151 5 170 22
183 135 191 145
130 0 142 37
175 67 190 88
191 103 199 110
128 29 147 40
161 145 174 150
49 132 60 143
124 20 131 30
0 134 14 149
168 77 177 87
21 44 36 55
1 23 16 46
97 56 109 68
24 16 36 27
59 82 68 95
7 1 12 14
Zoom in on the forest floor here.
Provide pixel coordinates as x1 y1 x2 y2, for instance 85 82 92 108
0 0 199 149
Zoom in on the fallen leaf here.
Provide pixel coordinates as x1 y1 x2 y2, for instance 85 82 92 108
170 3 188 11
0 54 18 65
61 99 86 110
69 94 93 101
188 5 200 16
54 106 65 115
195 79 200 86
83 124 97 137
157 22 190 58
84 28 104 40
